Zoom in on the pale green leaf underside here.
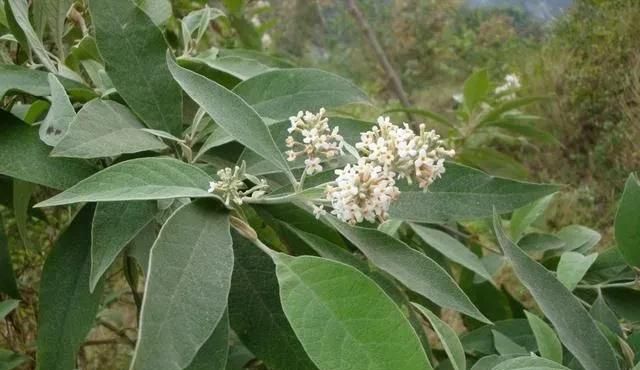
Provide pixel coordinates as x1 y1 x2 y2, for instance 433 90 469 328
131 201 233 370
36 157 213 207
493 212 619 370
184 310 229 370
0 64 87 100
40 74 76 147
275 254 431 370
556 252 597 291
52 99 168 158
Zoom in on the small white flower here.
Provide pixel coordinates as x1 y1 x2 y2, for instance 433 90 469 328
355 117 454 189
311 204 326 219
325 158 400 224
495 74 521 100
207 162 269 206
285 108 343 175
261 33 272 49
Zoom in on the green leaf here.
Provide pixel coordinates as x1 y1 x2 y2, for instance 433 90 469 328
493 211 620 370
178 54 274 83
39 74 75 146
0 111 97 190
518 233 566 254
382 107 453 127
413 304 465 370
36 205 105 370
461 319 536 356
35 158 213 207
167 55 292 176
134 0 172 26
470 355 518 370
556 225 601 253
590 294 622 336
463 69 490 112
410 224 493 282
218 48 295 68
51 100 168 158
0 64 88 100
3 0 28 54
491 355 569 370
127 222 158 274
457 147 529 180
185 310 229 370
232 68 369 121
510 194 554 241
43 0 73 57
229 233 317 370
90 201 157 291
524 311 563 363
492 330 528 355
0 216 19 298
0 349 29 370
12 179 35 250
556 252 597 291
0 299 19 320
615 173 640 268
327 218 489 323
131 201 232 370
480 97 550 125
89 0 183 135
389 162 559 223
7 0 56 72
275 254 432 370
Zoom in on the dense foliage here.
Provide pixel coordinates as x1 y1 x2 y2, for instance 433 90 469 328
0 1 639 370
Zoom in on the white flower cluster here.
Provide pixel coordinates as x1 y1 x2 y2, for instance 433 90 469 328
356 117 455 188
208 162 268 206
319 116 454 224
495 74 521 100
325 158 400 224
285 108 344 175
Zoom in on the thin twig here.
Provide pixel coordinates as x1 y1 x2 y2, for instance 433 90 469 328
97 319 135 347
345 0 413 122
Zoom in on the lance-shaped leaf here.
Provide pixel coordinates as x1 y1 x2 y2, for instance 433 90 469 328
89 0 182 135
615 173 640 268
410 224 493 282
131 201 233 370
0 299 20 320
0 217 19 298
51 100 168 158
493 211 620 370
40 74 75 146
229 234 317 370
12 179 35 250
232 68 369 121
390 162 559 223
275 254 432 370
0 111 96 190
413 304 465 370
35 158 213 207
0 64 87 99
185 310 229 370
135 0 172 26
328 218 489 323
36 205 105 370
510 194 554 241
7 0 56 72
524 311 563 364
90 201 157 291
167 55 291 176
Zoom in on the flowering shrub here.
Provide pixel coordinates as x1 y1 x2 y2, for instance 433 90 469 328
0 1 639 370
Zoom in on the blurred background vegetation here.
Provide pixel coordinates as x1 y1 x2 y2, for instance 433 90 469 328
256 0 640 240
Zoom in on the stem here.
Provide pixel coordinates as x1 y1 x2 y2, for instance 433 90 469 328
576 281 638 290
346 0 413 122
243 193 299 205
297 170 308 192
97 319 135 347
123 255 143 324
251 238 277 257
